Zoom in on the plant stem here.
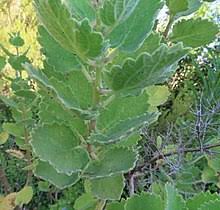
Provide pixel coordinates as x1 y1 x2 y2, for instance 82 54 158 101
163 15 174 38
96 200 106 210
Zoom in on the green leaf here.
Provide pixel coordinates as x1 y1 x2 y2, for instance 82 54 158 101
15 186 33 206
31 123 89 174
106 201 125 210
74 193 98 210
111 32 162 65
3 123 24 138
107 43 188 94
63 0 95 21
35 161 80 189
202 165 217 183
107 0 163 51
0 56 6 71
38 26 81 73
9 32 25 47
165 183 186 210
34 0 104 61
83 147 137 178
8 54 30 71
89 174 125 200
24 64 93 116
90 91 159 144
125 192 163 210
199 200 220 210
166 0 188 17
186 192 220 210
0 131 9 145
169 19 218 48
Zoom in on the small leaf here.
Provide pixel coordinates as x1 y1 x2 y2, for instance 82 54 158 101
165 183 186 210
35 161 79 189
83 147 137 178
0 131 9 145
37 181 50 192
15 186 33 206
9 32 24 47
169 18 218 48
89 174 125 200
125 192 163 210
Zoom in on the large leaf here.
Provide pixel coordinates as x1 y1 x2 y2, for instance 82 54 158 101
31 123 89 174
89 174 125 200
103 0 162 51
38 26 81 73
165 184 186 210
35 161 80 189
106 201 125 210
34 0 104 61
90 91 159 144
83 147 137 178
169 19 218 48
107 43 188 94
125 193 163 210
186 192 220 210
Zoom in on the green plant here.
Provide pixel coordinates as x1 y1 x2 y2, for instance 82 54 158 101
0 0 219 209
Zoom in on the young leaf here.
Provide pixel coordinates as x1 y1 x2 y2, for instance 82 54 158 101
106 0 163 51
34 0 104 61
35 161 80 189
107 43 188 94
125 192 163 210
165 183 186 210
89 174 125 200
15 186 33 206
83 147 137 178
169 19 218 48
186 192 220 210
31 123 89 174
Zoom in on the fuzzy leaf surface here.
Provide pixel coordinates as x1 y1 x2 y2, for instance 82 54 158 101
107 43 188 94
169 19 218 48
104 0 162 51
89 174 125 200
186 192 220 210
31 123 89 174
34 0 104 61
165 183 186 210
83 147 137 178
90 91 159 144
35 161 80 189
125 193 163 210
